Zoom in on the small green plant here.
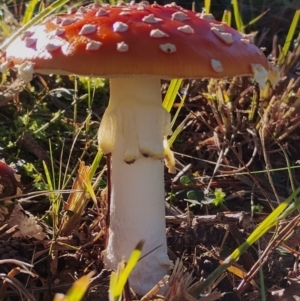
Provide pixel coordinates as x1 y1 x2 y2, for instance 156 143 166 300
253 203 264 213
212 188 226 207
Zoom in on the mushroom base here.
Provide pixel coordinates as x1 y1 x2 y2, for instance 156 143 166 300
99 77 172 295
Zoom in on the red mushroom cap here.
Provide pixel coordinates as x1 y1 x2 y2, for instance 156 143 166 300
5 2 269 79
0 161 22 199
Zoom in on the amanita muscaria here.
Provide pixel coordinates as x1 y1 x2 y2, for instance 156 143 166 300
3 1 270 294
0 161 23 221
0 161 22 200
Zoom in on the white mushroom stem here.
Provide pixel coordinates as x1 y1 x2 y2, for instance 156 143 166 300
98 77 172 295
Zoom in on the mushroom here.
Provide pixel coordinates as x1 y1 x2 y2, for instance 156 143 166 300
0 161 22 200
3 2 270 294
0 161 45 239
0 160 23 222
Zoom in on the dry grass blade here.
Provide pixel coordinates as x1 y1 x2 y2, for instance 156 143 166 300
139 276 169 301
0 265 37 299
60 161 91 236
0 78 25 107
163 258 193 301
183 290 222 301
138 259 194 301
0 273 36 301
0 259 33 270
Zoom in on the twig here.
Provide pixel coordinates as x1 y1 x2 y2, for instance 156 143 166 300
221 129 258 174
0 273 36 301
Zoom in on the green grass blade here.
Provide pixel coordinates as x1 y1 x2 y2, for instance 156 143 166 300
163 79 187 147
189 187 300 297
162 79 182 113
168 125 182 147
109 241 144 301
0 0 70 51
89 151 103 182
230 188 300 258
167 84 189 146
278 10 300 65
222 10 232 26
243 9 270 30
48 140 56 192
114 241 143 297
109 272 119 301
43 161 59 235
204 0 211 13
84 171 97 205
170 83 189 128
231 0 244 33
53 272 94 301
86 78 92 132
248 91 258 121
22 0 40 25
259 258 267 301
43 161 55 200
